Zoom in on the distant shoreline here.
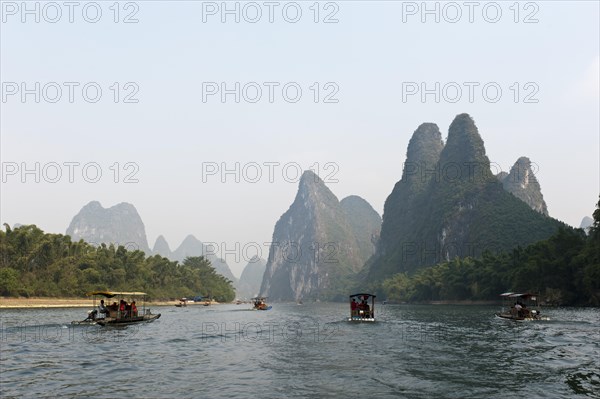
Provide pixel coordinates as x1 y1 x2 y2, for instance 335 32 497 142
0 297 220 309
1 298 576 309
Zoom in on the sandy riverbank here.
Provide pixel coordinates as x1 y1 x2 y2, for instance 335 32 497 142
0 297 221 309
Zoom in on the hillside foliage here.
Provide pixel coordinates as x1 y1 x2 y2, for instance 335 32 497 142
381 199 600 306
0 225 235 302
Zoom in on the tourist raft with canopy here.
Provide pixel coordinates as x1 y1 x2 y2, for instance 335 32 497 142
72 291 161 326
349 293 376 322
175 298 188 307
251 297 271 310
495 292 549 321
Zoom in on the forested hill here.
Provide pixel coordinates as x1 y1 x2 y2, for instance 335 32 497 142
381 199 600 306
0 224 235 301
367 114 566 282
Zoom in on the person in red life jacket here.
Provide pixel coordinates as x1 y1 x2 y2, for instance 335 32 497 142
351 298 358 317
119 299 128 318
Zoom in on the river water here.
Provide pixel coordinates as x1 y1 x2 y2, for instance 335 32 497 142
1 303 598 398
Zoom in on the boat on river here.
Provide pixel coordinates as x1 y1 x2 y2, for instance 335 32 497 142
72 291 161 326
495 292 549 321
349 293 376 322
251 297 271 311
175 298 188 307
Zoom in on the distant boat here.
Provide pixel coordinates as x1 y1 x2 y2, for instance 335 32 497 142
348 293 376 322
495 292 549 321
72 291 161 326
175 298 188 307
251 296 271 311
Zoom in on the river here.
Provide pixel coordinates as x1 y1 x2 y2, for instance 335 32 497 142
1 303 598 398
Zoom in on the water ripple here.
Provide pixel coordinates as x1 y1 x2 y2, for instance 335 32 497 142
1 304 598 398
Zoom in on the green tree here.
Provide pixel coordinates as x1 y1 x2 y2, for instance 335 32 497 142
0 225 236 301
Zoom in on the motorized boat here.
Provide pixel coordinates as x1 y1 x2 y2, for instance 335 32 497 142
349 293 376 322
251 296 271 311
175 298 188 307
71 312 100 325
495 292 549 321
72 291 161 326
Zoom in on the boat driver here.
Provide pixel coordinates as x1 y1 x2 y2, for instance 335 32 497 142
98 300 109 318
514 302 523 317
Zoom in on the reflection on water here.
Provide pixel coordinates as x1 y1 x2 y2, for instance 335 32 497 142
1 304 598 398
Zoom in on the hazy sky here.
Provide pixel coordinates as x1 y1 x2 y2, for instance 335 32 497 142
1 1 598 277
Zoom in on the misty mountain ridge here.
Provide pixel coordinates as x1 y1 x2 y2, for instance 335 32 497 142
66 201 237 285
236 256 267 299
66 201 151 254
64 114 568 300
152 235 171 256
152 234 238 284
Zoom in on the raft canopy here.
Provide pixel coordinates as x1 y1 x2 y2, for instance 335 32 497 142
86 291 148 298
349 293 376 300
500 292 536 299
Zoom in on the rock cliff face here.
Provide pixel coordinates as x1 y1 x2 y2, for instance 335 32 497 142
499 157 549 215
377 122 444 259
66 201 151 254
367 113 564 281
260 171 381 301
237 256 267 299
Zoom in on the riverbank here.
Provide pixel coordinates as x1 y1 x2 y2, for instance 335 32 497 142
0 297 221 309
